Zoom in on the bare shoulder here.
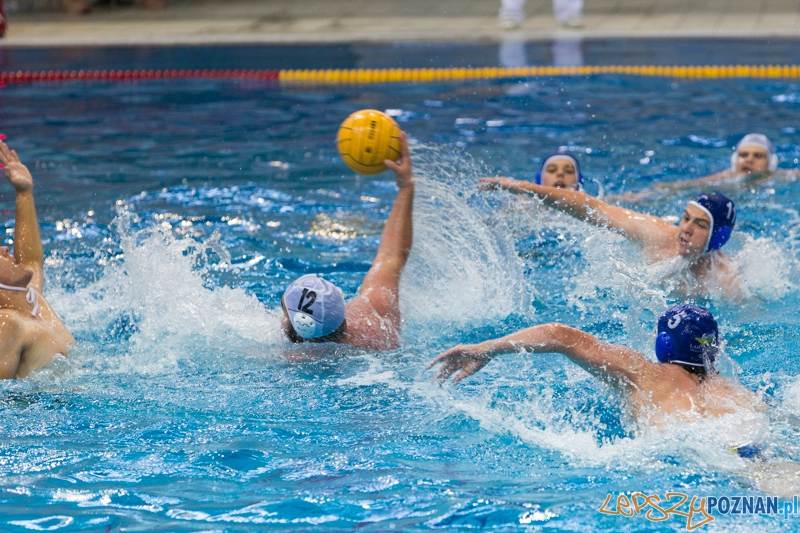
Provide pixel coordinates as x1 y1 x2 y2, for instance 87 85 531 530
0 309 25 333
342 293 401 350
705 374 762 408
698 169 735 183
0 310 26 379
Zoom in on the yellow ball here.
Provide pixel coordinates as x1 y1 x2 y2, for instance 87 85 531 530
337 109 402 175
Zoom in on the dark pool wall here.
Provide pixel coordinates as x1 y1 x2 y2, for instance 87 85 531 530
2 39 800 73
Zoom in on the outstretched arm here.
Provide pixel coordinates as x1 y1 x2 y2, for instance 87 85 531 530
346 132 414 331
479 177 674 249
614 169 766 202
0 141 43 293
428 322 654 387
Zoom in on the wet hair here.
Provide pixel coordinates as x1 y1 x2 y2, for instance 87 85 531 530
672 362 710 381
284 319 347 344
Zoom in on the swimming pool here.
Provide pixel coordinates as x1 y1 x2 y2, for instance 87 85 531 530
2 40 800 532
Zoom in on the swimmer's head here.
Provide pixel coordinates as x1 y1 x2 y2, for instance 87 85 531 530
0 246 33 288
655 304 718 371
282 274 346 342
535 152 584 190
686 192 736 253
731 133 777 174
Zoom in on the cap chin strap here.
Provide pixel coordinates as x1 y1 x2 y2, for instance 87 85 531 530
0 282 39 316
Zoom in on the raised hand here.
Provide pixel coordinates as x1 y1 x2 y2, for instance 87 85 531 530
0 140 33 192
384 132 413 189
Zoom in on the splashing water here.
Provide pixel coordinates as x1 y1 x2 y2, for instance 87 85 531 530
3 49 800 531
402 144 531 337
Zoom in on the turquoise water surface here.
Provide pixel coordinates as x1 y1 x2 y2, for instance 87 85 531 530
1 42 800 532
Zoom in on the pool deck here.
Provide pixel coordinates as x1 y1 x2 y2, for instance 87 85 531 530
3 0 800 47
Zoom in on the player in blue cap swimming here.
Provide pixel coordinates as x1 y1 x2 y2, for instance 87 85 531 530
486 151 585 190
534 152 585 190
479 172 739 294
429 304 762 433
280 132 414 350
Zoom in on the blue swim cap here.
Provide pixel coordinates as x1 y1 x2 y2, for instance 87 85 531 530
688 192 736 252
655 304 718 368
535 152 584 190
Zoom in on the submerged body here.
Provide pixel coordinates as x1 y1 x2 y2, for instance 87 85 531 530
629 134 800 198
625 354 760 426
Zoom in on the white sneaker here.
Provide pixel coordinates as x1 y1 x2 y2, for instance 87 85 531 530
561 15 583 28
500 15 522 29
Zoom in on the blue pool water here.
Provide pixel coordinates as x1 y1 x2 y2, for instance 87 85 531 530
2 41 800 532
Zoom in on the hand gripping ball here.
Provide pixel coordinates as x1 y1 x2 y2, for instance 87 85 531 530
337 109 402 175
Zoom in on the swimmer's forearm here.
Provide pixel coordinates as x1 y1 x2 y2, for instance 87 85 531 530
14 189 44 267
665 171 732 190
375 182 413 267
476 323 577 358
497 180 597 219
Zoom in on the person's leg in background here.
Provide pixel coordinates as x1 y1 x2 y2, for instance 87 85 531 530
499 0 525 29
0 0 6 37
553 0 583 28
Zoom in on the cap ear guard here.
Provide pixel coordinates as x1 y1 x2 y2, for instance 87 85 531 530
730 146 779 172
655 331 673 363
769 153 779 171
708 225 732 251
291 313 317 338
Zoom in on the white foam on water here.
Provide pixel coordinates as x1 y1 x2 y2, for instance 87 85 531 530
734 235 797 301
48 208 283 375
424 366 776 473
400 144 532 333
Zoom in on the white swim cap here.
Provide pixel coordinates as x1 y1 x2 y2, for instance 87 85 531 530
283 274 346 339
732 133 778 171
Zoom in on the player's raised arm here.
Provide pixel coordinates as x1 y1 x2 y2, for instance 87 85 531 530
282 115 414 350
354 132 414 299
0 140 43 293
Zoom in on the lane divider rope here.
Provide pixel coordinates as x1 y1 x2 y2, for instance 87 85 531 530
0 69 280 83
280 65 800 82
2 65 800 85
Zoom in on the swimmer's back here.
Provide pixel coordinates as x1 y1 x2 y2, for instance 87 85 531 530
631 362 762 425
0 299 74 379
